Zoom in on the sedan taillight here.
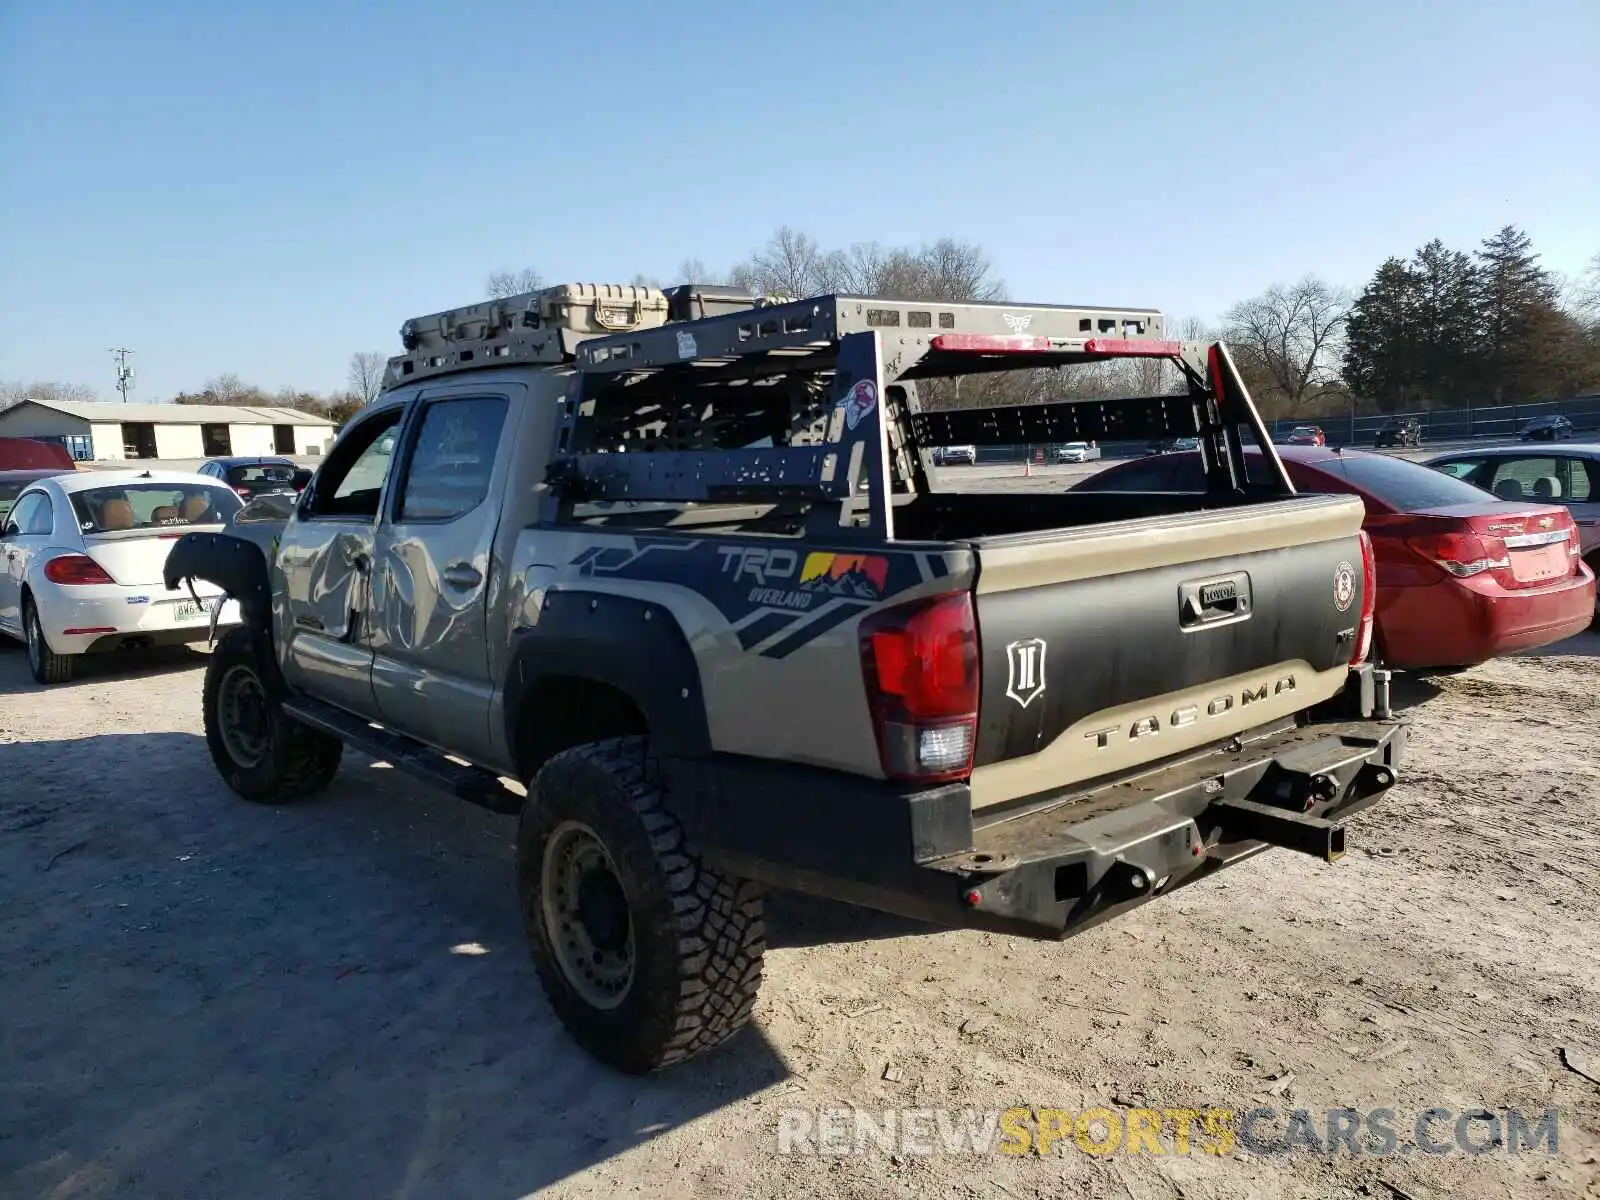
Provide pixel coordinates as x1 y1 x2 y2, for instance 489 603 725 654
1406 529 1510 579
44 554 116 585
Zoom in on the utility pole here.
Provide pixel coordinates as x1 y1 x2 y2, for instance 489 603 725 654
109 347 135 403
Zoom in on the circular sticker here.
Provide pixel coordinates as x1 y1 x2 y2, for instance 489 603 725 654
1333 559 1357 612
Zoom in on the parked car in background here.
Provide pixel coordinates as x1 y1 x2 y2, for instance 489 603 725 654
1286 424 1327 446
0 469 245 683
932 445 976 465
0 468 75 526
195 456 301 502
1143 437 1199 455
1053 441 1101 463
0 437 77 472
1518 415 1574 442
1072 445 1595 663
1423 444 1600 608
1374 417 1423 449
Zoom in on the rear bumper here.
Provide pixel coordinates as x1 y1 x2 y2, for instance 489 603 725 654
672 667 1405 941
1378 565 1594 668
34 582 241 656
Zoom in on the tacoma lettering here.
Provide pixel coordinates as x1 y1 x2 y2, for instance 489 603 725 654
1082 675 1299 750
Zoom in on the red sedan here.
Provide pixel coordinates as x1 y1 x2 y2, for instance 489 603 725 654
1073 445 1595 669
1285 424 1327 446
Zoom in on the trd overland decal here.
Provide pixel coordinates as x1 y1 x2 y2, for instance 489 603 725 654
567 538 951 659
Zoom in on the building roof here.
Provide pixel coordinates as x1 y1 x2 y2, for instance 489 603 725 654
4 399 335 427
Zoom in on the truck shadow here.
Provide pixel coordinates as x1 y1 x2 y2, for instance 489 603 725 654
0 733 789 1200
764 890 941 948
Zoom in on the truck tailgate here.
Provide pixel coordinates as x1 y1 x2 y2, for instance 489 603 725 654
968 494 1368 810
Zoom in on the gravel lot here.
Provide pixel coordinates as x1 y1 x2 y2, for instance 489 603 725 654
3 465 1599 1198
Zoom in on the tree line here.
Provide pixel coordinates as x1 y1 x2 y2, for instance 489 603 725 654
487 224 1599 420
9 227 1595 426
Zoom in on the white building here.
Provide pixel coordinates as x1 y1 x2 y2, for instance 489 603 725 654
0 399 336 462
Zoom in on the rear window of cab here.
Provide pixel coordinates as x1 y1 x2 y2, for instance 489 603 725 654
69 483 243 534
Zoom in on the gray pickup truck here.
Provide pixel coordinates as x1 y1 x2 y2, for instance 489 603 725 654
165 282 1405 1074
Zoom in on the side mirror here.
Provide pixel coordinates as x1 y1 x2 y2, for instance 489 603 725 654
1 522 19 538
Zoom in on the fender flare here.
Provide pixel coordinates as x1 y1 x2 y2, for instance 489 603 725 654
503 589 712 775
163 531 275 630
163 530 290 694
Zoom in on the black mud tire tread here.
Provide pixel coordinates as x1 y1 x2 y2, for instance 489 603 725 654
203 626 343 803
518 736 765 1075
23 597 72 685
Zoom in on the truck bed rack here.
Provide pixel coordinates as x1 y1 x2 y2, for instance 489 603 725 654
535 290 1288 536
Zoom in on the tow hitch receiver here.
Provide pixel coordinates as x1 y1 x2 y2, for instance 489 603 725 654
1213 797 1346 862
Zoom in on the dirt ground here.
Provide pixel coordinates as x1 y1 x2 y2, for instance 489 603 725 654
2 634 1598 1200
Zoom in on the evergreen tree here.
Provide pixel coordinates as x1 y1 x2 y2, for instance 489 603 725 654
1343 257 1418 411
1410 239 1481 405
1475 225 1559 403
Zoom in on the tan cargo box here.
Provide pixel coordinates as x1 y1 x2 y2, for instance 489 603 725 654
386 283 670 389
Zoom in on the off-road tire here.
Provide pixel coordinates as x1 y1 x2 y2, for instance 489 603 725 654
518 736 765 1074
23 597 72 685
202 626 343 803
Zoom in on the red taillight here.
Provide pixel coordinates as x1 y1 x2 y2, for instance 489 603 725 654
44 554 116 585
1351 530 1377 666
1405 528 1510 579
234 487 251 497
858 591 980 783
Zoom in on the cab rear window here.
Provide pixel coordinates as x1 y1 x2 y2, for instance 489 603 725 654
227 465 296 485
69 483 243 534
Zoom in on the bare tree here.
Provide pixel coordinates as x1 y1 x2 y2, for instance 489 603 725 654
727 227 841 300
1564 251 1600 323
348 350 388 404
1222 276 1352 411
486 267 544 299
677 258 717 284
0 380 98 412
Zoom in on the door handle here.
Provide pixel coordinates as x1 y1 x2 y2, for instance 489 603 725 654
441 562 482 589
343 547 371 573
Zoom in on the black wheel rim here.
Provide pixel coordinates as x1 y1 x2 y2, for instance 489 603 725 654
217 663 270 767
541 820 635 1009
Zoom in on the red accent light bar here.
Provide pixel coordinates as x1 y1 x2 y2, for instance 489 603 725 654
1081 338 1183 357
63 626 118 635
928 333 1054 353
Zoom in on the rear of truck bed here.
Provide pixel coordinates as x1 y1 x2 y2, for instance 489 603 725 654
513 293 1402 938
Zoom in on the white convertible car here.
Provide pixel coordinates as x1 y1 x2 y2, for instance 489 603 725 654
0 468 245 683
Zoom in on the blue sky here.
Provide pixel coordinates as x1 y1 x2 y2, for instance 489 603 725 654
2 0 1595 402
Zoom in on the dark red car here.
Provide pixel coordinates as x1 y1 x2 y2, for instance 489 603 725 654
1285 424 1327 446
1073 445 1595 669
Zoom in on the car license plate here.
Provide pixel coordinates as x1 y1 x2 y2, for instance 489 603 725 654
1509 544 1567 584
174 598 216 622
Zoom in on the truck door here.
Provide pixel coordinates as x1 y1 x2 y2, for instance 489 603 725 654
275 402 408 717
367 385 517 763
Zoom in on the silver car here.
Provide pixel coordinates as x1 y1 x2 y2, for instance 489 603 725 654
1424 444 1600 609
